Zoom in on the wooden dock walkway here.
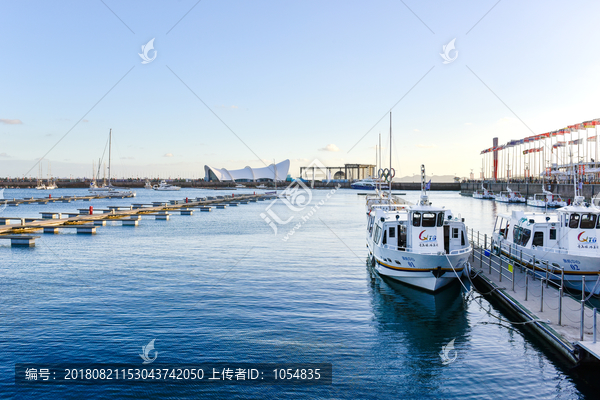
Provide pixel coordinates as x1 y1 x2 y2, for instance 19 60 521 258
2 194 98 206
468 229 600 364
0 193 274 246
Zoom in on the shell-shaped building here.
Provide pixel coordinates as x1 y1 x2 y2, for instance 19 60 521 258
204 159 290 182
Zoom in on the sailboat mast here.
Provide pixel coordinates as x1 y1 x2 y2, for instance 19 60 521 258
378 133 381 173
389 112 392 198
108 129 112 185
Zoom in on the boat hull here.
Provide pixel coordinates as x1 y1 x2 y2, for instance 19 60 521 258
370 253 467 292
526 199 566 208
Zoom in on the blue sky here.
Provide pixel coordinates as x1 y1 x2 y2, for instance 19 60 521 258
1 0 600 179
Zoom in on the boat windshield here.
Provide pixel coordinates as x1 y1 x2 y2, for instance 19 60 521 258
422 213 436 227
569 213 581 228
580 214 597 229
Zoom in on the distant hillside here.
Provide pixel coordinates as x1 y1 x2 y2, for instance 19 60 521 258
394 174 458 183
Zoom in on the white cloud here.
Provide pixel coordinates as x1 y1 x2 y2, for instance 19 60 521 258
319 144 340 152
0 119 22 125
416 144 437 149
465 122 473 126
414 129 420 132
164 153 174 157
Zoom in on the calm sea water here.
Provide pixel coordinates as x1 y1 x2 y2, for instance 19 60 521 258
2 188 600 399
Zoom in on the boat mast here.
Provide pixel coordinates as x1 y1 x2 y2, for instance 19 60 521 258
389 112 392 199
108 129 112 186
419 165 428 206
379 133 381 174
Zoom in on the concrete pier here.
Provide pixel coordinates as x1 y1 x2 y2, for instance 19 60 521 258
0 235 40 247
40 212 60 219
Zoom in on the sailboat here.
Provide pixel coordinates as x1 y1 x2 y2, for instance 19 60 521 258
365 113 471 291
35 163 46 190
89 129 136 198
45 161 57 189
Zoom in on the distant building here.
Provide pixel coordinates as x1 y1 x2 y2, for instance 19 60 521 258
300 163 375 181
204 160 290 182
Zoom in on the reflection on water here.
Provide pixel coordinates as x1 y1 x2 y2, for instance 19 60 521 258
366 264 469 396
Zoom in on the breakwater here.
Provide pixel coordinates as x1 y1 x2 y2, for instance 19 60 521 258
1 180 462 191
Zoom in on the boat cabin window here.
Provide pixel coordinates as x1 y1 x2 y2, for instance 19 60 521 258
422 213 436 227
580 214 597 229
412 212 421 227
495 217 509 238
461 230 465 246
437 212 444 227
513 226 531 246
382 230 387 245
597 217 600 229
569 213 580 229
373 225 381 242
452 228 459 239
532 232 544 247
550 229 556 240
389 227 396 238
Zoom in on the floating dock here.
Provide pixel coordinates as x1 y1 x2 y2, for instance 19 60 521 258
468 229 600 364
0 194 264 247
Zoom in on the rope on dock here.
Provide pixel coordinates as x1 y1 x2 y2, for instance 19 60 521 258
446 254 540 326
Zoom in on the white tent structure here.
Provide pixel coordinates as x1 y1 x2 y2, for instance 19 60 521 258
204 159 290 182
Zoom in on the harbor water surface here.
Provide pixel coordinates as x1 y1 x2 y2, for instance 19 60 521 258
2 188 600 399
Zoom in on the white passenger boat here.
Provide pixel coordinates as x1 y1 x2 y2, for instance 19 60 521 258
235 184 246 188
526 189 567 208
256 184 267 189
351 178 389 190
366 165 471 292
495 187 526 203
153 180 181 191
472 183 495 199
144 180 153 189
493 195 600 294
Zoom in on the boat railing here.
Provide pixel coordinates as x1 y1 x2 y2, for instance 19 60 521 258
370 204 408 212
467 227 573 330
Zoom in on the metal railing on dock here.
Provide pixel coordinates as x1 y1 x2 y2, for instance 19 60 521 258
467 228 600 362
